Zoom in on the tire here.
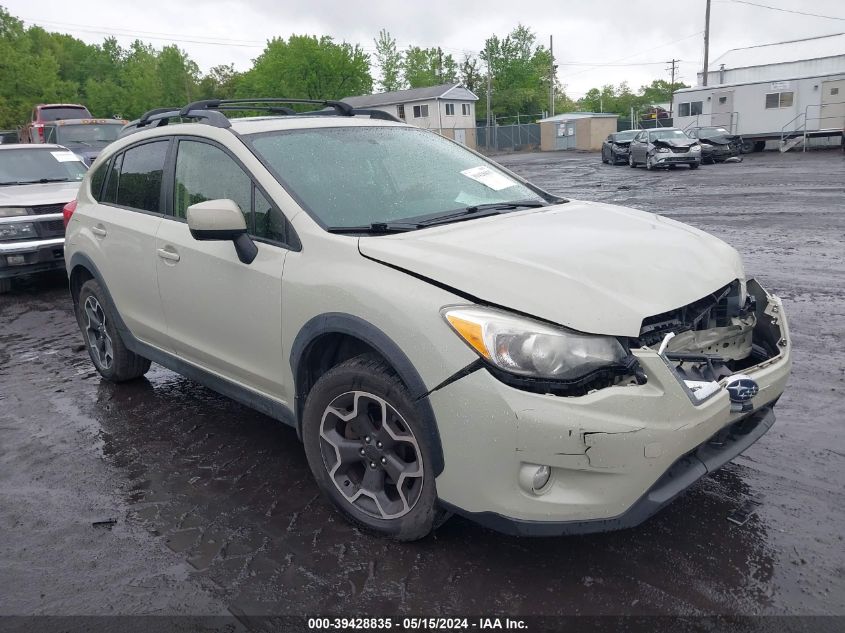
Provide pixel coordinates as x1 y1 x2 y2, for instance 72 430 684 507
753 141 766 152
646 154 654 170
628 153 637 168
610 150 617 164
601 150 608 164
302 355 441 541
0 278 10 294
740 140 754 154
689 162 700 170
76 279 151 382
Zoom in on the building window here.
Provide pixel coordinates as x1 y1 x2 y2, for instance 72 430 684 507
445 103 455 116
718 96 727 104
677 101 703 117
413 104 429 118
831 87 839 96
765 92 793 109
396 104 405 120
461 103 471 116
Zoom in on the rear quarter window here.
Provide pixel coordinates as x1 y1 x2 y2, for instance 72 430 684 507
113 141 169 213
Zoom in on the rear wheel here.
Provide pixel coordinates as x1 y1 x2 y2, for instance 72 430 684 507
302 355 442 541
76 279 151 382
753 141 766 152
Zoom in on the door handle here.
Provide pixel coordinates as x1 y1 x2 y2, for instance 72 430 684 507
157 247 180 262
91 225 107 237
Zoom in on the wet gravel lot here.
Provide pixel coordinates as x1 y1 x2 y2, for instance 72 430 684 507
1 149 843 624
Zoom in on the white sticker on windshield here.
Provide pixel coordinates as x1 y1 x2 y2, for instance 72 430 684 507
51 151 81 163
460 166 516 191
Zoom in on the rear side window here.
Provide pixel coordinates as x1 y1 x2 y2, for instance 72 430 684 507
114 141 168 213
89 161 108 201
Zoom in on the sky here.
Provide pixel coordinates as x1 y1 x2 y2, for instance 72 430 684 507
4 0 844 99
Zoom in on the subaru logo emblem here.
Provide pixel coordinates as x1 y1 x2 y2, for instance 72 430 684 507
726 375 759 403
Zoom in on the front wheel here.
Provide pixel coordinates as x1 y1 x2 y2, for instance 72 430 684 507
0 278 10 294
628 153 637 168
646 154 654 170
302 355 442 541
689 162 700 170
76 279 151 382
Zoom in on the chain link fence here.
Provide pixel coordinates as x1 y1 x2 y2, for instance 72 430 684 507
474 124 541 152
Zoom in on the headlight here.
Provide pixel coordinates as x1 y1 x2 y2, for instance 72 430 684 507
0 207 28 217
443 306 627 380
656 147 670 153
0 222 37 240
692 145 703 151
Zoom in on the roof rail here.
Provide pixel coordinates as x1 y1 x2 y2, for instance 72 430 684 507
121 97 402 138
180 98 401 122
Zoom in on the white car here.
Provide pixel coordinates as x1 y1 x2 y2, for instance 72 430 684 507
0 144 86 293
63 99 791 540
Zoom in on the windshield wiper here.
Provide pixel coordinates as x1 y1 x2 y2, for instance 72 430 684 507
325 222 419 235
416 199 547 227
3 178 72 185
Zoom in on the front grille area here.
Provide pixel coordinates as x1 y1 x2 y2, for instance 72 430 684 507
38 220 65 237
637 281 740 347
31 203 66 215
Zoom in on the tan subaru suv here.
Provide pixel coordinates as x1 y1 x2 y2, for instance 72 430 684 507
63 98 791 540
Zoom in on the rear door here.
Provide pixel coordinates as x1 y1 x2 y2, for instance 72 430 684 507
155 138 292 398
85 139 170 345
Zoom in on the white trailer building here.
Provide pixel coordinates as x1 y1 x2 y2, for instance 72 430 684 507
672 33 845 152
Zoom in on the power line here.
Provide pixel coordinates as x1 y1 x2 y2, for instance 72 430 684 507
558 30 704 80
722 0 845 21
21 18 265 47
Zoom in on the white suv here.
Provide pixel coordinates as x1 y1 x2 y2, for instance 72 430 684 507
64 99 791 540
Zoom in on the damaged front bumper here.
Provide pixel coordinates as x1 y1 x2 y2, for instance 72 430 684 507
431 281 791 536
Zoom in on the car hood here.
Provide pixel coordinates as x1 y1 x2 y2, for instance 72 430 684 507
698 134 739 145
0 181 83 207
653 138 697 150
359 201 744 337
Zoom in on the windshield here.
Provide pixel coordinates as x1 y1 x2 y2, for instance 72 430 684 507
0 148 87 185
39 107 90 122
649 129 689 141
699 127 730 135
246 127 548 229
48 123 122 145
613 130 638 142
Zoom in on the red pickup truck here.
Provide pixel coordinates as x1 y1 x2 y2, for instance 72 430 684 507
20 104 92 143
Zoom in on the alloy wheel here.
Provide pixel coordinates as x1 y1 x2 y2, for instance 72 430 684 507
319 391 424 520
84 296 113 370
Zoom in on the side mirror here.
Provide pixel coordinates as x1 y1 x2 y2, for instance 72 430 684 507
186 199 258 265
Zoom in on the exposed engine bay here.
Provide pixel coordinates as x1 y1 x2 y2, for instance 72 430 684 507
636 278 785 404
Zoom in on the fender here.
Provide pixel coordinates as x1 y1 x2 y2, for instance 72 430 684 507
290 312 445 476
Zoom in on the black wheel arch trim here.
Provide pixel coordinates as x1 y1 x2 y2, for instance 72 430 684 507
290 312 445 476
67 252 297 427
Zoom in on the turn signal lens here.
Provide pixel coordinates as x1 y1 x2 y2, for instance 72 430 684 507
445 314 490 359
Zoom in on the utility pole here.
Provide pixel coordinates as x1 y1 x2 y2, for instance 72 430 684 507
486 46 492 148
667 58 679 117
703 0 711 86
549 35 555 117
438 47 443 83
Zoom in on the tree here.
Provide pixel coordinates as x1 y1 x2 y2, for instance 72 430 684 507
480 24 553 121
459 54 482 94
374 29 403 92
640 79 689 105
198 64 240 100
402 46 457 88
238 35 372 101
